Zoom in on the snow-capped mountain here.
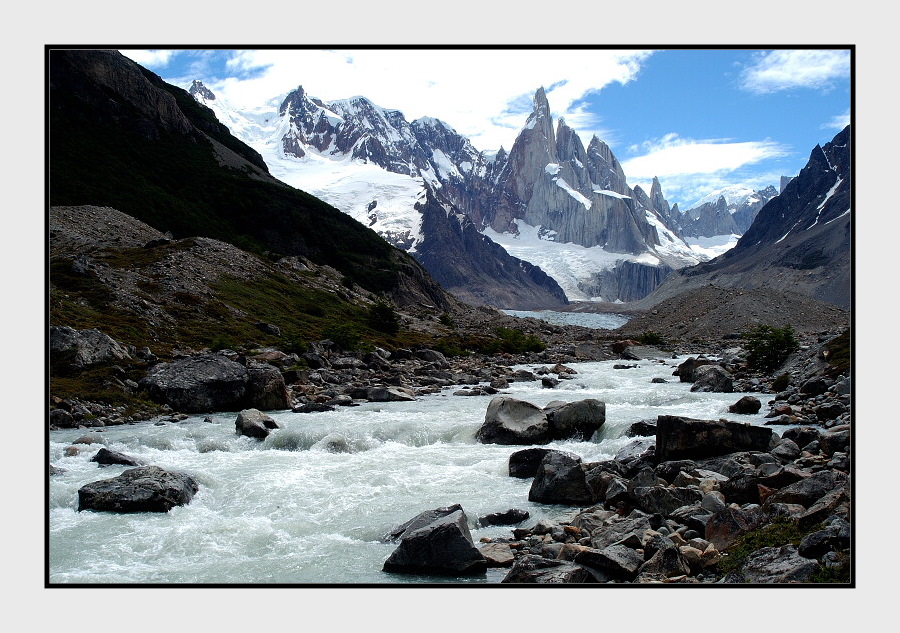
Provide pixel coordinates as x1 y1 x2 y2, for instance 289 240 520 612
189 81 713 304
679 184 779 239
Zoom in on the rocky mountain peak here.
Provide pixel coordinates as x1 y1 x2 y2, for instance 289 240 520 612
532 86 550 116
189 80 216 101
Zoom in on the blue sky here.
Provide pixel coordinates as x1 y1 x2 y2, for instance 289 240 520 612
124 47 851 208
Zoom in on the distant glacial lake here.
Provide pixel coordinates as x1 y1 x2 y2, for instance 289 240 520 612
503 309 630 330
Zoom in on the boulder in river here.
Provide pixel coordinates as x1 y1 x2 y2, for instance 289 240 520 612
477 396 606 445
528 451 594 505
690 365 734 393
476 397 551 445
508 447 560 478
543 399 605 441
77 466 199 513
235 408 281 440
729 396 762 414
382 505 487 576
90 447 146 467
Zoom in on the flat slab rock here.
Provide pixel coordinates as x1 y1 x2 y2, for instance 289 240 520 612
77 465 199 513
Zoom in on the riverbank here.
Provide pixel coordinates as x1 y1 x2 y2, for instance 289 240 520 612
49 325 851 584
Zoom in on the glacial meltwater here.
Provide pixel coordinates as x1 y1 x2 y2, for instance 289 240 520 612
503 309 630 330
49 356 784 585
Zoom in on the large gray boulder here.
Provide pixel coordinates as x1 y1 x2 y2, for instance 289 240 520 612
734 545 818 583
705 505 765 551
501 554 595 584
382 506 487 576
477 396 607 445
528 451 593 505
690 365 734 393
50 326 131 369
476 397 551 445
139 354 249 413
764 470 850 508
235 408 281 440
574 544 644 580
508 447 559 478
245 360 291 410
656 415 773 462
415 349 450 369
675 356 714 382
77 466 199 513
367 387 416 402
543 399 606 441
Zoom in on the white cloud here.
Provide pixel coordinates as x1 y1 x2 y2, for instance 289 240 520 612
823 108 851 130
120 49 179 67
739 49 850 94
170 48 654 152
622 134 789 179
622 134 791 207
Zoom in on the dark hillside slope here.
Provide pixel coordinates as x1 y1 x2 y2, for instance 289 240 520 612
48 48 448 306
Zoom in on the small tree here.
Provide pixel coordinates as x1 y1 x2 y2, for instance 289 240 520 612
744 324 799 373
367 300 400 335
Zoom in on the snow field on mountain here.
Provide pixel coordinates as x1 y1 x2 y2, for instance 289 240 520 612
259 147 426 251
682 234 741 258
483 221 661 302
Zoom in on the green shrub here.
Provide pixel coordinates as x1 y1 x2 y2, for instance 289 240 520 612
209 335 236 352
322 324 363 351
716 518 817 576
432 337 468 358
744 325 799 373
439 312 456 328
638 330 665 346
494 327 547 354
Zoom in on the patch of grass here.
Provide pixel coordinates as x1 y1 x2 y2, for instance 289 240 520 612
716 518 822 576
824 328 851 375
50 364 159 416
494 327 547 354
808 553 852 583
429 328 546 357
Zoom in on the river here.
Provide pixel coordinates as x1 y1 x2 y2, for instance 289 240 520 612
48 355 783 585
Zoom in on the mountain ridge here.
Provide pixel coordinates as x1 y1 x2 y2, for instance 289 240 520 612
191 80 712 304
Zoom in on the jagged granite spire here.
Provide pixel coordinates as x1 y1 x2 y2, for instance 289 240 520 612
188 80 216 101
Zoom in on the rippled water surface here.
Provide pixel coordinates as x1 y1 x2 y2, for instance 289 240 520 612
49 356 778 584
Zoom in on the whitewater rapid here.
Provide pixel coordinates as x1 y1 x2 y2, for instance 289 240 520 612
49 356 780 584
